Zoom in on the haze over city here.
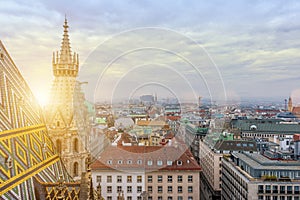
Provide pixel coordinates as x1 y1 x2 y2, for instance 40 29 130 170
1 0 300 105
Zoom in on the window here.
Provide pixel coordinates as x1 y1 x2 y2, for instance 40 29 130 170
137 159 142 164
107 176 112 183
147 175 152 183
127 176 132 183
148 197 152 200
117 186 122 193
137 197 142 200
258 196 263 200
168 186 172 193
56 139 62 154
158 197 162 200
295 186 300 194
177 160 182 165
127 159 132 164
73 162 78 177
148 160 153 166
158 186 163 193
168 175 173 183
73 138 78 153
157 160 163 166
258 185 264 193
107 186 112 193
280 196 285 200
273 185 278 193
178 186 183 193
188 197 193 200
287 186 292 194
118 160 123 164
273 196 278 200
168 197 172 200
188 186 193 193
107 196 112 200
127 186 132 193
117 175 122 183
96 175 101 182
137 175 142 183
137 186 142 193
177 175 182 183
178 197 183 200
266 185 271 193
167 160 173 165
148 186 152 193
158 175 162 183
127 197 132 200
188 175 193 183
280 186 285 194
107 160 112 165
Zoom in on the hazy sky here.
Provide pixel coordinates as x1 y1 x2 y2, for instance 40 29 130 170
1 0 300 105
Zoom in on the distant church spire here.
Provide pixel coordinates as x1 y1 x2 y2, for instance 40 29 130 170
52 17 79 77
288 96 293 112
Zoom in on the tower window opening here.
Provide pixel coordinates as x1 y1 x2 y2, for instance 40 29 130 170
56 139 62 155
74 138 79 153
73 162 78 177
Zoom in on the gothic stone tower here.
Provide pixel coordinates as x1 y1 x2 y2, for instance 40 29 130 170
46 18 89 180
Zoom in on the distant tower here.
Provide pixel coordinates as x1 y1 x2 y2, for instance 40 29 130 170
45 18 89 179
198 96 202 107
288 97 293 112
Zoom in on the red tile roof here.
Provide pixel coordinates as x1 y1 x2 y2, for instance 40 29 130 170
292 106 300 113
91 143 201 172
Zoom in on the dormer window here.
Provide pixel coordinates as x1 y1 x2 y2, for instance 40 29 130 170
177 160 182 166
157 160 163 166
127 159 132 164
107 160 112 165
167 160 173 166
147 160 153 166
250 125 257 130
137 159 142 165
117 160 123 164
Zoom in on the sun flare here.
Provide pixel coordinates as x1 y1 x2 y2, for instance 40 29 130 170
35 92 49 107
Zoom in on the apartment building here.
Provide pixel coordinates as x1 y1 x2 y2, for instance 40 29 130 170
91 140 201 200
222 152 300 200
199 132 257 199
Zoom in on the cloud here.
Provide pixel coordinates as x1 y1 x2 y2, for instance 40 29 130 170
1 0 300 103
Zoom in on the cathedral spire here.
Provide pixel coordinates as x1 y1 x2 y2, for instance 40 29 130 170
60 17 72 64
52 17 79 77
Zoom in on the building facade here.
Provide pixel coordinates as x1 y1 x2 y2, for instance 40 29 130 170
91 140 201 200
199 132 257 200
222 152 300 200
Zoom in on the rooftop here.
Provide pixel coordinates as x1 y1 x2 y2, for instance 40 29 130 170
91 143 201 172
231 119 300 134
232 152 300 170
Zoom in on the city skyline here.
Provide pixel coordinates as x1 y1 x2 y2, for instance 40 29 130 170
1 0 300 105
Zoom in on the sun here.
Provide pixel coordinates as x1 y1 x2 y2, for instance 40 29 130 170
35 92 49 108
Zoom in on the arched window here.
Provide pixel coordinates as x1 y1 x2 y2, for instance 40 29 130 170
56 139 62 154
74 138 79 153
73 162 78 177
